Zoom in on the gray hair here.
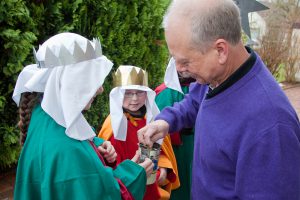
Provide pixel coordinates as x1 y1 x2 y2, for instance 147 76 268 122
163 0 242 52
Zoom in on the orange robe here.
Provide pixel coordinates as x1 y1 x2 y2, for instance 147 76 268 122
99 114 180 200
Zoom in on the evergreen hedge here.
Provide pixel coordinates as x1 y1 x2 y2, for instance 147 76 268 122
0 0 170 169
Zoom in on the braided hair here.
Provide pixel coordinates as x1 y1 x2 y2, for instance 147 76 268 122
18 92 40 145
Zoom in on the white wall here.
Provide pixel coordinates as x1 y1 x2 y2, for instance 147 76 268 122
249 12 266 42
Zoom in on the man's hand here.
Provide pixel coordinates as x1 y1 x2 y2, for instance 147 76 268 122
137 120 169 147
98 141 117 163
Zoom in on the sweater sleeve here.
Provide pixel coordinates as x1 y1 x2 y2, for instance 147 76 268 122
236 122 300 199
156 83 207 133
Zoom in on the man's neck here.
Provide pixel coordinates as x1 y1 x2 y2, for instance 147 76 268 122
213 42 250 88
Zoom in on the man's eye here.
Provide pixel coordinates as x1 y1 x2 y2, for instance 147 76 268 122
183 62 189 66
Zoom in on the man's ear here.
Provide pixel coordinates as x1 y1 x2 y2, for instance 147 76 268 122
214 39 228 65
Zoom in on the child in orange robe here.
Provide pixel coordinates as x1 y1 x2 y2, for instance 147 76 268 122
99 65 180 200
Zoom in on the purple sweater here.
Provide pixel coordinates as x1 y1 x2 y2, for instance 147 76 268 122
156 54 300 199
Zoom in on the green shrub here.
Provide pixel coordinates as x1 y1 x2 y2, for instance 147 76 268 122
0 125 21 169
0 0 37 170
0 0 170 168
71 0 170 128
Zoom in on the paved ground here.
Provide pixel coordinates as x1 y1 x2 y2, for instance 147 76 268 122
1 83 300 200
281 82 300 118
0 169 15 200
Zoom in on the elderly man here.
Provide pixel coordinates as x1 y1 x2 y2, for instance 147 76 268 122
138 0 300 199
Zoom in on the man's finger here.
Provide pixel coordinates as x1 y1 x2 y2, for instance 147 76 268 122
144 128 154 147
137 127 146 143
149 133 163 145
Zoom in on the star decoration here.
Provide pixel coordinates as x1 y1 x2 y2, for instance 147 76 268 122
234 0 269 39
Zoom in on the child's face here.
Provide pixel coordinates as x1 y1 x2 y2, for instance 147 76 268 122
123 89 147 112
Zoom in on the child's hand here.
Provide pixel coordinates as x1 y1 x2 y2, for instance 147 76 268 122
131 151 154 177
158 167 167 185
98 141 117 163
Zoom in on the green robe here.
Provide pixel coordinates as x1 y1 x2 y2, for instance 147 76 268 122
155 86 194 200
14 104 146 200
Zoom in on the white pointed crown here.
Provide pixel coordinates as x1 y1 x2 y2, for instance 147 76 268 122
33 33 103 68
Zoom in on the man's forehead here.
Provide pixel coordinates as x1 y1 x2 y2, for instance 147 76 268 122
168 47 189 61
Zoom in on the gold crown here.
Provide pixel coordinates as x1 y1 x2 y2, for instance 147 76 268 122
113 65 148 87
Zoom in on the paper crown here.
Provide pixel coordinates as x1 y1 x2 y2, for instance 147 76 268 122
113 65 148 87
33 37 102 68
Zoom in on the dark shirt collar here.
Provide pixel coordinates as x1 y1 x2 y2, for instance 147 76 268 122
206 46 256 99
123 105 146 118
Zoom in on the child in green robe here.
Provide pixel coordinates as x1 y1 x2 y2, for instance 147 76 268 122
12 32 153 200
